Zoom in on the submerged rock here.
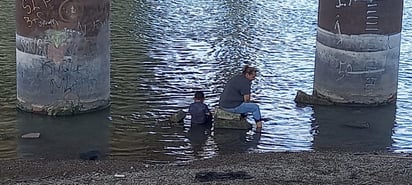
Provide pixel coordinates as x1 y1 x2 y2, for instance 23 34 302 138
21 133 41 139
294 90 334 106
169 109 186 123
344 121 370 129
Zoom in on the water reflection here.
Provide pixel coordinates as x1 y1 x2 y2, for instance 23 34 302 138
214 128 261 154
311 105 396 152
187 124 217 159
16 109 111 160
187 125 261 158
0 119 17 160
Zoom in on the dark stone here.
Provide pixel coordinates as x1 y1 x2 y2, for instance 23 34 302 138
79 150 101 160
214 118 252 130
195 171 253 182
294 90 334 106
169 110 186 123
344 122 370 129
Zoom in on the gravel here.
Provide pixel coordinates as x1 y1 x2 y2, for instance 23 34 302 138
1 151 412 184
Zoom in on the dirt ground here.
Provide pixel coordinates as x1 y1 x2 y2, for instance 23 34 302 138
1 151 412 185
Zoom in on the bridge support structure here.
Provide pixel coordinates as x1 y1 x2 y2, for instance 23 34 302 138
313 0 403 105
16 0 111 115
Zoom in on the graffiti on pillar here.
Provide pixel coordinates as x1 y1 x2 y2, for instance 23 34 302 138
333 0 354 46
363 61 380 95
45 29 68 63
334 0 380 33
55 0 110 36
81 1 110 36
16 36 48 56
21 0 54 28
336 61 353 81
16 28 83 60
17 0 110 37
22 0 42 28
20 0 81 29
365 77 377 95
336 59 384 89
48 64 98 95
320 0 401 35
35 57 98 95
334 15 343 45
365 1 379 32
44 29 82 63
335 0 353 8
59 0 83 23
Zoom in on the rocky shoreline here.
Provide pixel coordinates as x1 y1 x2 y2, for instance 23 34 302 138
1 151 412 184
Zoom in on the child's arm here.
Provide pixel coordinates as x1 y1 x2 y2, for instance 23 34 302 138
203 104 211 115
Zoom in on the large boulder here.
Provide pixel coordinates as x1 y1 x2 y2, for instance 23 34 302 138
214 108 252 130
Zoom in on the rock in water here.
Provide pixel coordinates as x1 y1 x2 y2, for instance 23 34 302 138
79 150 102 160
214 108 252 130
294 90 334 106
170 109 186 123
214 108 241 120
21 133 41 139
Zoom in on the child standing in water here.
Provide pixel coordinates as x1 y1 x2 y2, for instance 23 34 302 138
189 91 213 125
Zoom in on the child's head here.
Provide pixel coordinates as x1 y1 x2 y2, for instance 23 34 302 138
194 91 205 101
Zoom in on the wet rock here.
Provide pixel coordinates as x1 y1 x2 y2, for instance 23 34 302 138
21 133 41 139
214 118 252 130
169 110 186 123
344 122 370 129
294 90 334 106
195 171 253 182
214 108 252 130
79 150 101 160
214 108 241 120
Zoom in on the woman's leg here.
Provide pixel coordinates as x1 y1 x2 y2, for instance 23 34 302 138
222 103 263 130
232 103 261 121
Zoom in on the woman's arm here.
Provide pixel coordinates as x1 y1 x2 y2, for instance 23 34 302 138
243 94 251 102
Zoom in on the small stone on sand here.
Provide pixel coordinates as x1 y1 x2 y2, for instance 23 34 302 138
21 133 41 139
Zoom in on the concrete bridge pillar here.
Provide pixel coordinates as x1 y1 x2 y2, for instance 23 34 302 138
16 0 111 115
314 0 403 105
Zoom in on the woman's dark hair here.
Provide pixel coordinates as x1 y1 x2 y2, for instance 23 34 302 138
242 65 258 75
194 91 205 99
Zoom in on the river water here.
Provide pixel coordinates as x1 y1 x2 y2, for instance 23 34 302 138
1 0 412 164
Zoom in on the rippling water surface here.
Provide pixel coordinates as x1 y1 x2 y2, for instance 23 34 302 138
1 0 412 163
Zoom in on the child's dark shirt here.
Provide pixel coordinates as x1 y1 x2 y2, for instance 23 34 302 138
189 102 211 124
